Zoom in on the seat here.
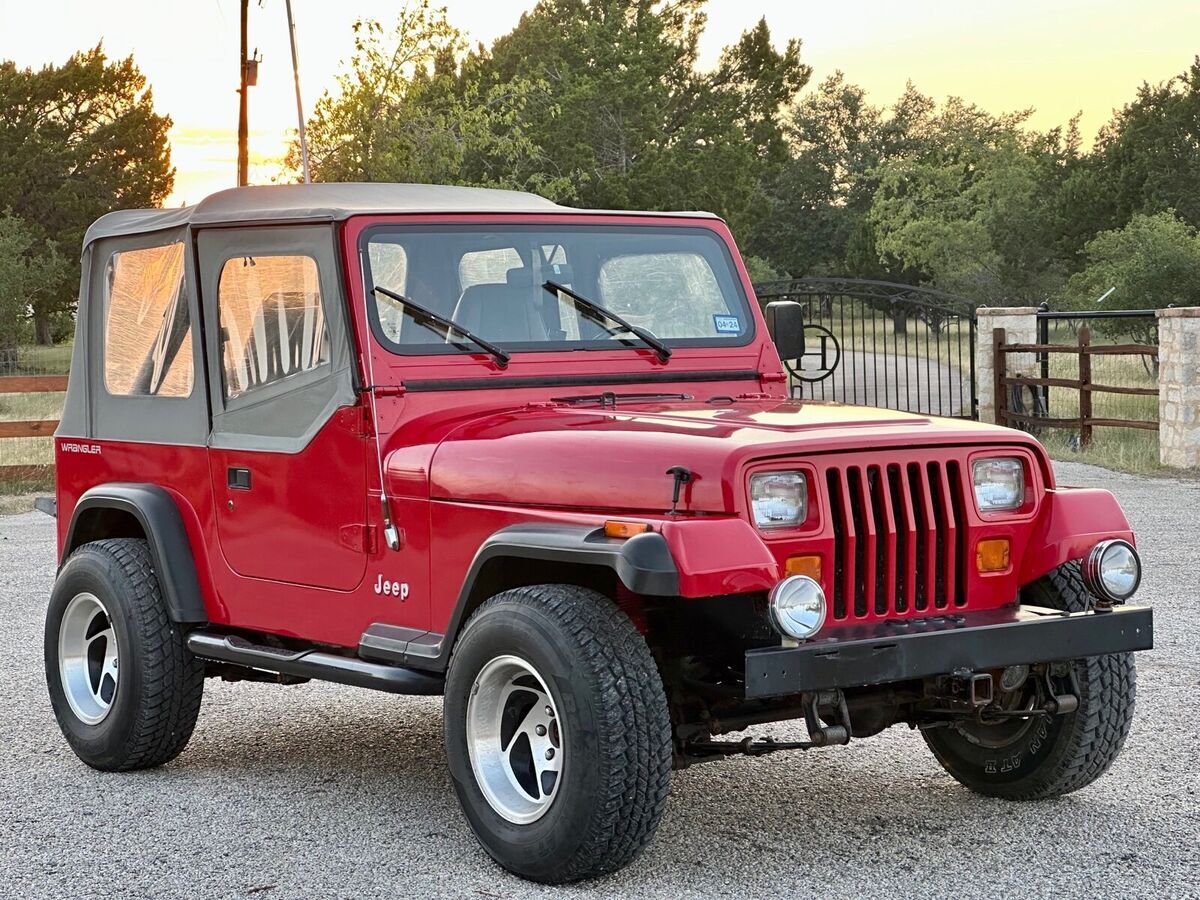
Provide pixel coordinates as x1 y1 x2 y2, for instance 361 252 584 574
451 268 548 343
239 291 327 391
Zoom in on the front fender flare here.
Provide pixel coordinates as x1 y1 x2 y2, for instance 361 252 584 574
463 523 681 598
1019 487 1135 586
62 483 208 624
401 519 779 674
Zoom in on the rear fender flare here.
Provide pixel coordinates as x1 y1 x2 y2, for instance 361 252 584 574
62 483 208 624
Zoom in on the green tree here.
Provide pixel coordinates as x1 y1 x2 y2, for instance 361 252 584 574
1063 210 1200 312
750 76 940 279
1086 58 1200 231
867 100 1071 305
0 215 66 371
472 1 808 235
0 46 173 343
708 17 810 166
291 2 566 196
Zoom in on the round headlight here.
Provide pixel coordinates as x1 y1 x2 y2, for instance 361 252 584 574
1082 539 1141 603
768 575 827 640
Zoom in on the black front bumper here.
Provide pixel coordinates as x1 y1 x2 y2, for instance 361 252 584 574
744 604 1153 699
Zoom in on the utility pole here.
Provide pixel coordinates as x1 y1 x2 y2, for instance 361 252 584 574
236 0 262 186
285 0 311 183
237 0 249 186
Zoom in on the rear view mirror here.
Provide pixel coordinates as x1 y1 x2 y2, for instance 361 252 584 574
764 300 805 363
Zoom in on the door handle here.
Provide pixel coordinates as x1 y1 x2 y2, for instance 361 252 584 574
227 467 252 491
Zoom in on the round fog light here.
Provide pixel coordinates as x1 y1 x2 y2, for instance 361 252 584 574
768 575 827 640
1082 539 1141 603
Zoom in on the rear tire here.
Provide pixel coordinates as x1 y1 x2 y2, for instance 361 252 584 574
444 585 672 883
923 561 1136 799
45 538 205 771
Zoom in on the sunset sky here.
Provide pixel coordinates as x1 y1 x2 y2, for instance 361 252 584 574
3 1 1197 207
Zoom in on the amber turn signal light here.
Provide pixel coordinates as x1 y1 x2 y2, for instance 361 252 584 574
604 520 650 539
785 554 822 581
976 538 1011 573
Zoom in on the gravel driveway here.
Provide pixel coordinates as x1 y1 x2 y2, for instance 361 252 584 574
2 460 1197 899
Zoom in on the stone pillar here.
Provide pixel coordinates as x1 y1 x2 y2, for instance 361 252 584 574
975 307 1039 424
1157 307 1200 468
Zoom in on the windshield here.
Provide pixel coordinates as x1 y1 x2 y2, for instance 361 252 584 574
361 224 753 356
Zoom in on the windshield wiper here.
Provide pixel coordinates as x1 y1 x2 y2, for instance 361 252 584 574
373 285 510 369
543 280 672 362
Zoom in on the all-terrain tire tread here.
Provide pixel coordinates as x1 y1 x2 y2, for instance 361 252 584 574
65 539 204 770
926 560 1136 800
1013 561 1137 798
456 585 672 882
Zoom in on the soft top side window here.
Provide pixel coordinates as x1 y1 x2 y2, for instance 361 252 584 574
103 241 193 398
217 254 329 400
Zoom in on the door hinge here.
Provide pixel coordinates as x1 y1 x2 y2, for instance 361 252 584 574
335 406 373 437
759 371 787 384
339 523 379 554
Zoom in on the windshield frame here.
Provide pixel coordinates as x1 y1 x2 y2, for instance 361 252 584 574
358 219 757 359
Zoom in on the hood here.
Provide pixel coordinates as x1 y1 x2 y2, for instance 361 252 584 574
416 398 1042 515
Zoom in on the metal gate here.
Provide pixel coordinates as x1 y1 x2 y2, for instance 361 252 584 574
753 278 978 419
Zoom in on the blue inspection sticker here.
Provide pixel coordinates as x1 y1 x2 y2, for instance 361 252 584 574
713 314 742 334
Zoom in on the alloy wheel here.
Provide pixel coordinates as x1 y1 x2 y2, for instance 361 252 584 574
465 654 564 824
58 592 119 725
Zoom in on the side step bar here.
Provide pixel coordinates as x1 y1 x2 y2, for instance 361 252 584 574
186 632 444 696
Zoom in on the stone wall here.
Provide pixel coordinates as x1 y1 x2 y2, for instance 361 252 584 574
1157 307 1200 468
975 307 1038 424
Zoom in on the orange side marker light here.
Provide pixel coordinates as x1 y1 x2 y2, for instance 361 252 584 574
976 538 1011 573
605 520 651 539
785 555 822 581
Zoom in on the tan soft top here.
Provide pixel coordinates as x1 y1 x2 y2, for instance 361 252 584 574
82 182 718 254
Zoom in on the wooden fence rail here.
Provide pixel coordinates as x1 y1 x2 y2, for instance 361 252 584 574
994 326 1158 447
0 375 66 483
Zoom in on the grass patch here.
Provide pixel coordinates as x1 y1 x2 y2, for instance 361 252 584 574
0 491 50 515
12 342 72 375
0 391 65 421
1038 428 1169 476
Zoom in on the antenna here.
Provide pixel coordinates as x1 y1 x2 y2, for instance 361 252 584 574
285 0 312 183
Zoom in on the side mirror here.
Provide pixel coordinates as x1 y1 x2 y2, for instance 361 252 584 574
764 300 805 363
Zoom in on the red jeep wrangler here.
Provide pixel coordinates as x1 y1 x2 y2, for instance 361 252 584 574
46 184 1151 883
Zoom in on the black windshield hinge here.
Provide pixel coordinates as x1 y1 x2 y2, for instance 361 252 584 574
362 384 406 398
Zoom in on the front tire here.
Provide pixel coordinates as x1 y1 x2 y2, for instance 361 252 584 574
923 561 1137 799
45 538 205 771
444 585 672 883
